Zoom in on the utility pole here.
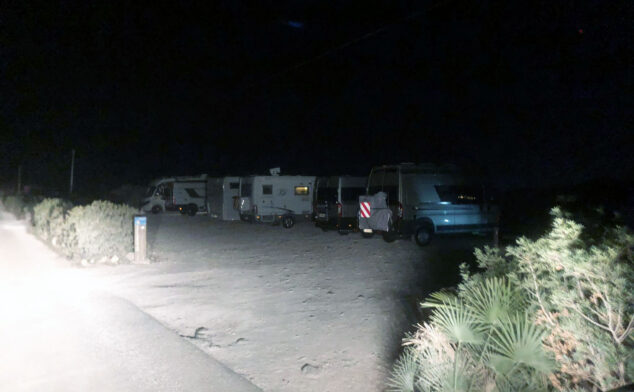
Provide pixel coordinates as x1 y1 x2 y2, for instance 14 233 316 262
69 149 75 195
17 165 22 195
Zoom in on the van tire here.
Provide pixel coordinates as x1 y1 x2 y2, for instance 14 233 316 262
382 219 398 243
187 204 198 216
282 215 295 229
151 205 162 214
415 226 433 246
382 231 397 243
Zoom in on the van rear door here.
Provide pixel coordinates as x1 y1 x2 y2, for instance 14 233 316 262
315 177 337 221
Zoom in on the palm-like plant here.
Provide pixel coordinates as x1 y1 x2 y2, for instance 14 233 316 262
388 277 554 392
390 209 634 391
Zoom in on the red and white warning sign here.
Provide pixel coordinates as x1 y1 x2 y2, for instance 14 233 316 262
360 201 371 218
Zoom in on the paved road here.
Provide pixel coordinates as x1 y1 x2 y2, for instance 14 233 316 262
0 211 261 392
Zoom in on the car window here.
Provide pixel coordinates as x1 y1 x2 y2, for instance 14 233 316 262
435 185 482 204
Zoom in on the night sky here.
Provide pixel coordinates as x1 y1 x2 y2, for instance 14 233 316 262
1 1 632 194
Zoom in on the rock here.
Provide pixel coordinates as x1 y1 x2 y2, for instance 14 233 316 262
81 259 89 267
125 252 134 262
110 255 119 264
97 256 108 264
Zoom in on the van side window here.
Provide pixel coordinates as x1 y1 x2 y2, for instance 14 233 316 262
229 182 239 189
435 185 481 204
241 184 252 197
341 187 365 202
262 185 273 195
185 188 202 198
368 169 385 194
294 186 309 196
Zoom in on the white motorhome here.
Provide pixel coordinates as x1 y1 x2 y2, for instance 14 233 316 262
238 174 315 228
141 174 208 216
359 163 499 245
206 176 241 220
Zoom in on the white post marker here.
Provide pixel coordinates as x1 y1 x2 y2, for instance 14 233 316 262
134 215 148 264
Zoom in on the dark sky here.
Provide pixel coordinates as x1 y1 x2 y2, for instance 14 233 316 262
1 1 632 194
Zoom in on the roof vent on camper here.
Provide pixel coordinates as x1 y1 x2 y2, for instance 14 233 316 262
269 167 281 176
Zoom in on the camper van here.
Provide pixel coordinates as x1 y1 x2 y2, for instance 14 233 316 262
358 163 499 245
239 175 315 228
314 176 367 233
141 174 208 216
207 177 241 220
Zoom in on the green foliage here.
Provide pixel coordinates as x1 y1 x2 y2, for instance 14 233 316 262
62 200 136 261
32 198 73 243
2 195 27 219
390 208 633 392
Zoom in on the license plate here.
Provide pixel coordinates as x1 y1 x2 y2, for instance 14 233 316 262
318 213 326 218
363 229 373 233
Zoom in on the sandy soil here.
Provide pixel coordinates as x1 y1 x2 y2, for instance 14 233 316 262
87 214 492 392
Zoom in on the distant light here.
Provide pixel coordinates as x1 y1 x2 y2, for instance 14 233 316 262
286 20 304 29
578 28 584 35
444 219 450 223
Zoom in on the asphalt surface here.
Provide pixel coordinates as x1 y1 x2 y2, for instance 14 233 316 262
0 211 261 392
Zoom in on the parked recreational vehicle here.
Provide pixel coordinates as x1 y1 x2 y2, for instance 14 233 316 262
141 174 207 216
207 177 241 220
239 175 315 228
314 176 367 233
358 163 499 245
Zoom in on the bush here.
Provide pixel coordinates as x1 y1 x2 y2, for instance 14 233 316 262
390 208 633 391
62 200 137 261
32 198 73 244
2 195 27 219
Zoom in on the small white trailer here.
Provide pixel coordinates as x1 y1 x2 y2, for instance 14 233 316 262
206 177 241 221
238 174 315 228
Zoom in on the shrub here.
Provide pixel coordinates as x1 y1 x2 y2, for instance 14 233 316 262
62 200 136 261
390 208 633 391
2 195 27 219
32 198 73 244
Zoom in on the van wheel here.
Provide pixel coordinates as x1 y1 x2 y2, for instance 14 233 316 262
382 219 397 243
282 215 295 229
382 231 397 243
187 204 198 216
337 230 349 236
415 226 433 246
151 205 162 214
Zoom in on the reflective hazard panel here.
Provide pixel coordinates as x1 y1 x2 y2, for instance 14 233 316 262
360 202 371 218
